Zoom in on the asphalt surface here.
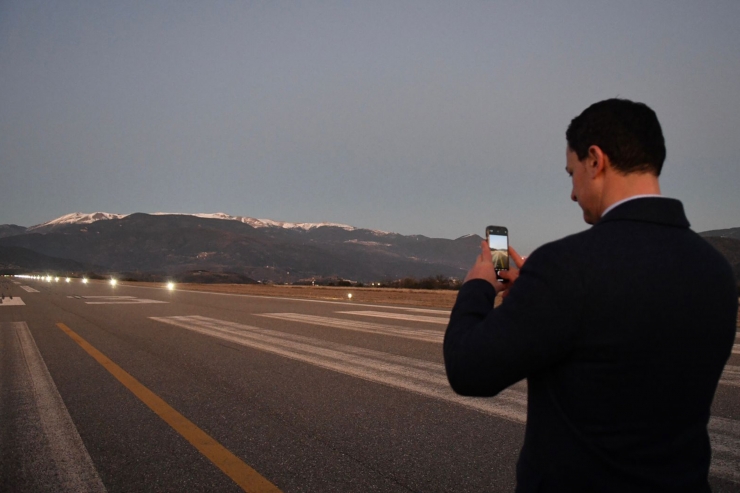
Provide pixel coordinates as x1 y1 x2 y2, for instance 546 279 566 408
0 277 738 492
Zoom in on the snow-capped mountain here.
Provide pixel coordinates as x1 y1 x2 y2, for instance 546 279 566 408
27 212 128 232
2 212 738 284
1 212 481 282
151 212 374 233
28 212 389 235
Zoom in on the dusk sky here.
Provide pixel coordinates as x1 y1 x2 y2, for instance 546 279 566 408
2 1 738 255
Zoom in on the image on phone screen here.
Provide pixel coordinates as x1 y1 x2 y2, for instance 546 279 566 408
488 234 509 271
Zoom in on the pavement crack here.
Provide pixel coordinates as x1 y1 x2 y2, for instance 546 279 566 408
215 341 243 352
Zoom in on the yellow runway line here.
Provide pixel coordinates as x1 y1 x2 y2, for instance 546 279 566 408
57 322 281 493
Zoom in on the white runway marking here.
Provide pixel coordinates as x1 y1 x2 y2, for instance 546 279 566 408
709 417 740 483
391 307 451 315
721 365 740 388
77 296 167 305
0 297 25 306
336 310 449 325
733 344 739 355
152 314 740 484
20 285 40 293
150 315 527 423
85 300 167 304
257 313 443 343
85 300 167 305
0 322 106 492
81 296 137 298
121 282 450 312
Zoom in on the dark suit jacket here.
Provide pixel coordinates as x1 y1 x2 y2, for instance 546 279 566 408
444 198 738 492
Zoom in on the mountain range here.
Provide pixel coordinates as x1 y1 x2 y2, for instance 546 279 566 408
700 227 740 241
0 212 481 283
700 228 740 281
1 213 738 285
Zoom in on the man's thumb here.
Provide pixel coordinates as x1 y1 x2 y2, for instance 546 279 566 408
480 240 492 261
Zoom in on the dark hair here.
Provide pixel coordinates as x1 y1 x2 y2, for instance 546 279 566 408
566 99 666 176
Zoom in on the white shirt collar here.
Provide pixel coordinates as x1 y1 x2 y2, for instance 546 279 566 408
602 194 665 217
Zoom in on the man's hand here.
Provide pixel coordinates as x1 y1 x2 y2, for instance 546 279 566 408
464 241 526 296
498 246 525 298
464 240 505 292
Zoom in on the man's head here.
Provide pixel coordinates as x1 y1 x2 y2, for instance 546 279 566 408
566 99 665 176
565 99 665 224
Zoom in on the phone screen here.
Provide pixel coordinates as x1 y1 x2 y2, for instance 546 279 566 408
487 232 509 271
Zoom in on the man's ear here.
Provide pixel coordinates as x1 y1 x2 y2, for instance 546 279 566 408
586 145 607 179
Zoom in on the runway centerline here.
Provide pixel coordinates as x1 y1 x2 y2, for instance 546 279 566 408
56 322 280 493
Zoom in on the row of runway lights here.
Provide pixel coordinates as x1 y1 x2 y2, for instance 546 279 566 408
14 275 176 290
11 275 355 299
12 275 359 300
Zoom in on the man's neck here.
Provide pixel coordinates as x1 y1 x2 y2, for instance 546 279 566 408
601 194 665 218
598 171 662 219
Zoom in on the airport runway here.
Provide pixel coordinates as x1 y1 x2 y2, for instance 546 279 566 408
1 277 738 492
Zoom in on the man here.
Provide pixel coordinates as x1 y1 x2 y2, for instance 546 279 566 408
444 99 737 492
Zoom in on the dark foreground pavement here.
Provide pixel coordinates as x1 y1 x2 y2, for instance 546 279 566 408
1 277 738 492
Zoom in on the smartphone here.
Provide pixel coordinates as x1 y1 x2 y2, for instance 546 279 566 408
486 225 509 276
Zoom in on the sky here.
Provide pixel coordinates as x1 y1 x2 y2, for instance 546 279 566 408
1 1 739 255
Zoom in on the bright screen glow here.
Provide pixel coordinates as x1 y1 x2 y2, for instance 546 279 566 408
488 234 509 270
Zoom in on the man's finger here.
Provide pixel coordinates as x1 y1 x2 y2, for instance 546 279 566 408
509 246 525 269
480 240 493 262
498 269 518 283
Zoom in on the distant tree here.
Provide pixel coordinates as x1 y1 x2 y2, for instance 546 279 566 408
377 275 462 290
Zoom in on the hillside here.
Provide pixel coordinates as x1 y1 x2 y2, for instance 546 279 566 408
703 236 740 280
0 225 27 239
700 228 740 280
0 213 480 282
6 211 735 284
700 227 740 240
0 245 89 274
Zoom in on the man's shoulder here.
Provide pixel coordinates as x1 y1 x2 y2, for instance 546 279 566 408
518 230 596 287
523 224 639 282
525 203 732 277
527 229 595 263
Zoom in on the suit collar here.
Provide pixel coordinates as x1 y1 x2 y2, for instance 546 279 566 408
596 197 690 228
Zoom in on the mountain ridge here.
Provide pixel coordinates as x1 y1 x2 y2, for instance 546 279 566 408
2 212 737 284
0 212 479 282
23 211 391 236
700 227 740 240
